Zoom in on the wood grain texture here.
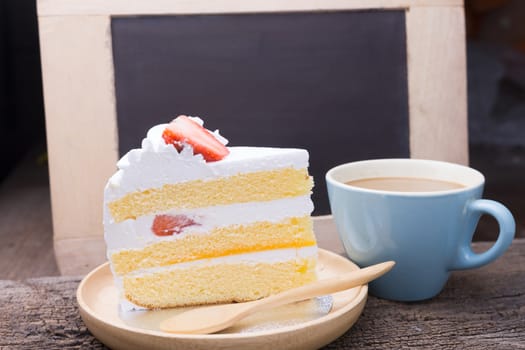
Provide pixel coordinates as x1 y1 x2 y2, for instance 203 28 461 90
38 17 118 247
37 0 463 16
326 241 525 349
0 278 104 349
0 148 59 280
0 186 58 280
1 239 523 349
406 6 469 164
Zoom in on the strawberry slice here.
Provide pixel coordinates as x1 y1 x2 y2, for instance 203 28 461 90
151 214 199 236
162 115 230 162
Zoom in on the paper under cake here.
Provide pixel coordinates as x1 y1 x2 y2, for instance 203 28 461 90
103 116 318 309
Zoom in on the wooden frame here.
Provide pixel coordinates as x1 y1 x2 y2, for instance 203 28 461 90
38 0 467 275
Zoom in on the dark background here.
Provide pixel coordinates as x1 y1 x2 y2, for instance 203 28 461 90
111 11 409 214
0 0 524 238
0 0 45 182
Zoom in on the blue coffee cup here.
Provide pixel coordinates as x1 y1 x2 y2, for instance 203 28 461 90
326 159 515 301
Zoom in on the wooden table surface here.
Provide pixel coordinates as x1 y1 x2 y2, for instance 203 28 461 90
1 239 524 349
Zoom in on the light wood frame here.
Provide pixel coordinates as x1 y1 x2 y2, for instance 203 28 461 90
38 0 468 275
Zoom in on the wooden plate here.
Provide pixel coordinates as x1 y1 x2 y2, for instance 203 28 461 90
77 249 367 350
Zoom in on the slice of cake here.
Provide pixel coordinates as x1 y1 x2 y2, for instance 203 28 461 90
104 115 317 309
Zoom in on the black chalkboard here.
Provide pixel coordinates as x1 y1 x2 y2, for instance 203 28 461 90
111 11 409 215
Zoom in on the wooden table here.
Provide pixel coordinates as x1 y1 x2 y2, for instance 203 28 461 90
2 239 524 349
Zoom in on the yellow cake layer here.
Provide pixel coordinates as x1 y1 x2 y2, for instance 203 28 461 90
123 257 317 308
108 167 312 223
111 216 315 275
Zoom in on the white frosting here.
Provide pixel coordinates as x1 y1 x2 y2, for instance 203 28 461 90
104 119 316 311
105 196 313 252
105 123 309 202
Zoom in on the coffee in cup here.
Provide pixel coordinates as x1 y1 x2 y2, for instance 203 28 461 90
345 177 465 192
326 159 515 301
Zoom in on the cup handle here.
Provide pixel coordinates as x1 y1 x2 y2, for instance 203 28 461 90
450 199 515 270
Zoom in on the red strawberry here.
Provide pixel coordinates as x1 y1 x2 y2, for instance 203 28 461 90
151 214 199 236
162 115 230 162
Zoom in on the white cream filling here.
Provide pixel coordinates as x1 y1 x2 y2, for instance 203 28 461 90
104 196 313 253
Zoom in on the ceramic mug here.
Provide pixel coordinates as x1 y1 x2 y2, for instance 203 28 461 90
326 159 515 301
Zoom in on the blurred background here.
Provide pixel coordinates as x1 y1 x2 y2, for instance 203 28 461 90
0 0 523 278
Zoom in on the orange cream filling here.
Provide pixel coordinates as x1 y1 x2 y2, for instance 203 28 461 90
110 216 316 275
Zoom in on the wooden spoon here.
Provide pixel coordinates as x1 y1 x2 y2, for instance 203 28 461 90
160 261 395 334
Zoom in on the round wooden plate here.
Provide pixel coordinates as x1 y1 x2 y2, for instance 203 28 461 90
77 249 367 350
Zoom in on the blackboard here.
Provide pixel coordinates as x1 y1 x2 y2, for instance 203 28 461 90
111 11 409 215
